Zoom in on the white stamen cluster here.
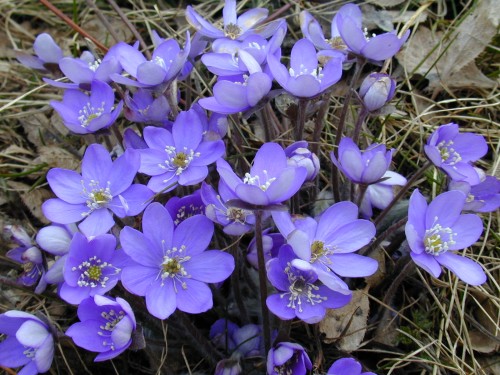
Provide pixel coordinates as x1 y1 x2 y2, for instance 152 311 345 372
159 146 201 182
88 59 101 72
437 140 462 165
23 347 36 359
243 170 276 191
289 63 324 81
309 240 334 264
281 262 326 313
78 101 105 128
424 217 457 255
363 27 377 41
159 242 191 291
97 309 126 350
71 255 120 288
81 180 113 216
153 56 167 70
174 203 204 225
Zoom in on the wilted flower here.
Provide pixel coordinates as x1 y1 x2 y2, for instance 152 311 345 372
272 201 377 293
285 141 320 181
16 33 63 73
217 142 307 207
424 123 488 184
59 233 127 304
405 189 486 285
66 295 136 361
359 73 396 112
267 38 343 98
0 310 54 375
186 0 279 41
327 357 377 375
120 203 234 319
449 175 500 213
42 144 153 236
50 80 123 134
138 108 225 193
267 342 312 375
331 137 393 185
266 245 351 323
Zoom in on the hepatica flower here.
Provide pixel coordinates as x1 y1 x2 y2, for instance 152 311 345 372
285 141 320 182
66 295 136 362
405 189 486 285
16 33 63 73
216 142 307 206
331 137 393 185
359 73 396 112
266 245 351 324
424 123 488 184
139 108 225 193
50 80 123 134
42 144 153 236
449 175 500 213
327 357 376 375
273 201 377 293
267 341 312 375
0 310 54 375
267 38 343 98
165 189 205 226
120 203 234 319
60 233 126 304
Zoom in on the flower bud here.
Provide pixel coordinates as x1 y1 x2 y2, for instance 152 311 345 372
285 141 320 181
359 73 396 112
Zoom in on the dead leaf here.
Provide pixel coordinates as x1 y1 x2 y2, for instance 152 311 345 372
398 0 499 91
33 146 80 171
469 330 499 354
6 181 51 224
361 5 399 32
319 288 370 352
365 246 386 288
477 355 500 375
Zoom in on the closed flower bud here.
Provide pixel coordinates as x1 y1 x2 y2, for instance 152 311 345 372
359 73 396 112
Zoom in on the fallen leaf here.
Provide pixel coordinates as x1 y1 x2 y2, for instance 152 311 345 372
319 288 370 352
6 181 51 224
33 146 80 171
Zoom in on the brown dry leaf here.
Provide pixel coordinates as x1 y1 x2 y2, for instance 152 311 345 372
6 181 51 224
477 355 500 375
365 246 386 288
398 0 499 91
469 330 499 354
319 288 370 352
33 146 80 171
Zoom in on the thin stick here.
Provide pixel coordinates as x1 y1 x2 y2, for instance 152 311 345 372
39 0 108 53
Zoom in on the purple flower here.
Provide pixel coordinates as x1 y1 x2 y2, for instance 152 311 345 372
199 50 273 114
246 229 284 268
0 310 54 374
285 141 320 182
201 181 256 236
424 123 488 184
111 35 190 91
331 137 393 185
267 38 343 98
327 357 376 375
359 73 396 112
42 144 153 236
124 88 171 126
210 319 262 358
5 225 46 293
138 108 225 193
449 175 500 213
405 189 486 285
66 295 136 362
50 80 123 134
36 223 78 285
266 245 351 324
335 4 410 61
16 33 63 73
44 51 122 90
360 171 407 218
267 342 312 375
60 233 126 304
186 0 280 41
119 203 234 319
217 142 307 206
272 202 377 293
165 189 206 226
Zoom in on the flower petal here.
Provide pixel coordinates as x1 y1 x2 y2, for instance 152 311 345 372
435 252 486 285
410 251 441 278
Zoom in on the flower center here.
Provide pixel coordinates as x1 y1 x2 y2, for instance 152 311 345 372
224 23 242 40
78 101 105 128
424 219 457 255
243 170 276 191
274 352 301 375
173 152 188 168
328 36 347 50
289 63 323 81
437 140 462 165
363 27 377 41
309 240 334 263
82 180 113 216
23 347 36 359
98 309 126 350
159 242 191 291
282 263 326 313
71 256 120 288
159 146 201 180
227 207 246 223
88 59 101 72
